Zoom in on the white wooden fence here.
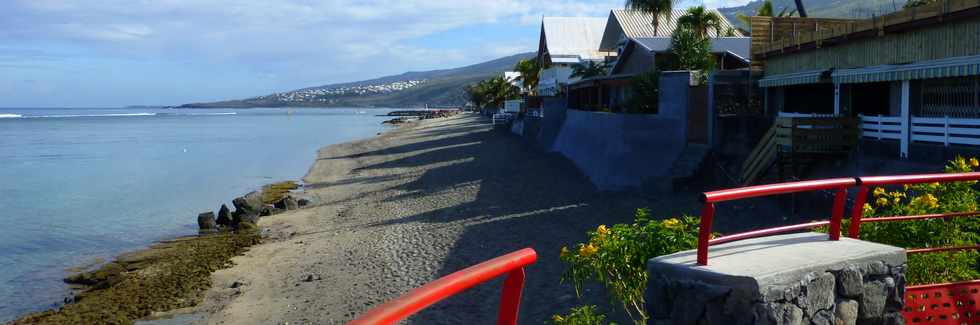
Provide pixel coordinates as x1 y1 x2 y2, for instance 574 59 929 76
859 115 904 140
857 115 980 146
911 116 980 146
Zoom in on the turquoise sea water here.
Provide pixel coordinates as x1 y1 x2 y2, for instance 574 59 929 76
0 108 392 321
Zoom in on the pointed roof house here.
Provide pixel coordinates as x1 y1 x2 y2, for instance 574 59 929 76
537 17 611 65
599 9 744 52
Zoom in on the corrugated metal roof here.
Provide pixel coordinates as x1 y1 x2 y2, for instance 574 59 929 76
541 17 609 62
632 37 749 58
600 9 743 51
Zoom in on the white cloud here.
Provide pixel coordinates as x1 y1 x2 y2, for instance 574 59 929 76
0 0 749 106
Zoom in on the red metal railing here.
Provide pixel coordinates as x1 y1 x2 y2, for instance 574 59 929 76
348 248 537 325
697 173 980 324
847 173 980 324
697 178 857 265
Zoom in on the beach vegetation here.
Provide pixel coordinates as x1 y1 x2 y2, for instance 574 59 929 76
12 230 261 325
626 69 660 114
513 59 542 95
465 76 521 109
827 156 980 285
676 6 723 39
559 209 702 324
570 60 610 79
548 305 615 325
669 26 715 81
261 181 299 204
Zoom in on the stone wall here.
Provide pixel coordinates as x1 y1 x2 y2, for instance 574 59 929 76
646 233 907 325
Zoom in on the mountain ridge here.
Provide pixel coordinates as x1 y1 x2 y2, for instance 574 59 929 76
181 52 534 108
718 0 906 28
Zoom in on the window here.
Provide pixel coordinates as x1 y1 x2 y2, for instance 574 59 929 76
920 76 979 118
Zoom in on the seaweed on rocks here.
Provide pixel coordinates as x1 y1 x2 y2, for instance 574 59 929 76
11 230 261 325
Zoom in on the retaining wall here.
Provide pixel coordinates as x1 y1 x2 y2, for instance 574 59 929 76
550 109 686 190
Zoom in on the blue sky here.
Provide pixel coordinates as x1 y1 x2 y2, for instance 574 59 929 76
0 0 751 108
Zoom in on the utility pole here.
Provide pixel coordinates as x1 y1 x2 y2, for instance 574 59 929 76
794 0 808 17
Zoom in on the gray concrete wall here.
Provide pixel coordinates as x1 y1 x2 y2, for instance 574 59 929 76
647 233 907 325
659 71 693 120
550 109 686 190
532 98 568 151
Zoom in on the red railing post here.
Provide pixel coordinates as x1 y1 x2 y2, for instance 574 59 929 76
828 187 848 240
347 249 537 325
496 268 526 325
697 202 716 266
849 185 869 238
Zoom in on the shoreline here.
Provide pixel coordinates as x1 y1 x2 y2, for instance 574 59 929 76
13 112 696 324
5 120 409 325
173 113 696 324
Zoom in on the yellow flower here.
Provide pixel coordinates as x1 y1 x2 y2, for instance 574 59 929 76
597 224 609 236
552 315 564 323
579 243 598 257
873 187 886 197
923 193 939 208
970 157 979 168
560 246 570 258
893 197 902 205
862 203 874 215
663 218 681 229
876 197 889 206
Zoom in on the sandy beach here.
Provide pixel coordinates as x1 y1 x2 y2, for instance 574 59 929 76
184 113 700 324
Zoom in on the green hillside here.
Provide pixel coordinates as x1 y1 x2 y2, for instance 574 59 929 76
182 53 533 108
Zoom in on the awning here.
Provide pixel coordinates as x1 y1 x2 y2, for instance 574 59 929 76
758 69 827 88
833 54 980 84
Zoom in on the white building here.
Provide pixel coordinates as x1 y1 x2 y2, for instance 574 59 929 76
536 17 614 96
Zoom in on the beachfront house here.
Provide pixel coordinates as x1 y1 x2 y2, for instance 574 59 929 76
536 17 614 96
565 9 750 112
740 0 980 183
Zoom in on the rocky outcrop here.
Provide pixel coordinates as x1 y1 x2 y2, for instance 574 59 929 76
197 212 217 231
297 198 311 207
273 196 299 211
232 191 264 226
217 204 232 226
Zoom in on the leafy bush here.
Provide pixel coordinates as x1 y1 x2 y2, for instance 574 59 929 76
626 70 659 114
548 305 614 325
559 209 701 324
844 156 980 285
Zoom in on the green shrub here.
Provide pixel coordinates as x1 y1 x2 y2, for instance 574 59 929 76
839 156 980 285
559 209 702 324
548 305 614 325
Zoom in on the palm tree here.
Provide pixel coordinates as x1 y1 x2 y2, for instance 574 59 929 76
570 61 609 79
512 59 541 94
677 6 723 39
625 0 675 37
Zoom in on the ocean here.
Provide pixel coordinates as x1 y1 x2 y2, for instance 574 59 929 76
0 107 392 321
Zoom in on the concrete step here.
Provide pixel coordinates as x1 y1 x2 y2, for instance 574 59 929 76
669 144 711 180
